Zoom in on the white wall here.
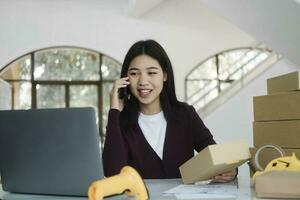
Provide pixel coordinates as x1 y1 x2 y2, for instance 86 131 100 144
0 0 255 100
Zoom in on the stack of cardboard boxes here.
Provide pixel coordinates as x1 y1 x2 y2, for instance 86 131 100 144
251 71 300 175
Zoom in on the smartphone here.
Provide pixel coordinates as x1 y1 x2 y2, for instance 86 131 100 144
118 87 128 99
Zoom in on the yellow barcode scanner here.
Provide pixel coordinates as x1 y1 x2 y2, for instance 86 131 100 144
88 166 149 200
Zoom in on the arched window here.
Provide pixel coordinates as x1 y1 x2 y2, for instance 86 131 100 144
185 47 272 110
0 47 121 145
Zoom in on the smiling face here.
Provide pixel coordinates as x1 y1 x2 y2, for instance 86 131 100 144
127 54 167 114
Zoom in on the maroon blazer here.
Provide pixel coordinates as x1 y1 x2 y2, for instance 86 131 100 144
102 104 216 178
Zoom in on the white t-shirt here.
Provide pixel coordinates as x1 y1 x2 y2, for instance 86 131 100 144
138 111 167 159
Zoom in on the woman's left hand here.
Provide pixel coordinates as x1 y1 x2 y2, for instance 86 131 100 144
211 169 237 183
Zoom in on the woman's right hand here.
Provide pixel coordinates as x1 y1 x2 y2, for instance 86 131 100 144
110 77 130 111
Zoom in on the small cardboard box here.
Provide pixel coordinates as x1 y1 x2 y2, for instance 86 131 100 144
267 71 300 94
255 171 300 199
253 92 300 121
179 141 251 184
249 147 300 177
253 120 300 148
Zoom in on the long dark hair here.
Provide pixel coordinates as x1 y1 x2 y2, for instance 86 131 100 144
120 40 182 132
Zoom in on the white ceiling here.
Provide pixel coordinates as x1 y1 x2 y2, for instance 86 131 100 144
127 0 166 17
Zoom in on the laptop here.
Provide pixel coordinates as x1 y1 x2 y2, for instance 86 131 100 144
0 107 104 196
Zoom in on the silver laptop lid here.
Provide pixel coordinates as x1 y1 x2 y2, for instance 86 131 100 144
0 107 104 196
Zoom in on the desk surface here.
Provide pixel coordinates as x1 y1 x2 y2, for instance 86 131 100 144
0 176 285 200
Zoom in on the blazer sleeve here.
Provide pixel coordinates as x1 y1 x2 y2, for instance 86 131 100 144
102 109 128 177
188 106 216 152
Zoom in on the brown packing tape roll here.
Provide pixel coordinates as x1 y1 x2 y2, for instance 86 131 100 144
249 147 300 177
253 145 285 171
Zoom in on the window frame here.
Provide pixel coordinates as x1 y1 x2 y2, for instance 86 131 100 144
0 46 121 146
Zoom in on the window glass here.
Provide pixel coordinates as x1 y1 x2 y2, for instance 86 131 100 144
12 81 31 109
36 84 65 108
186 48 271 110
70 85 99 123
188 57 217 80
34 48 100 81
0 55 31 80
102 82 113 137
101 56 121 80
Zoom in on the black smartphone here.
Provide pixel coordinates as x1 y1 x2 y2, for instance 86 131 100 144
118 87 128 99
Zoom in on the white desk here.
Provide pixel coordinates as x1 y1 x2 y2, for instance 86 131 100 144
0 176 285 200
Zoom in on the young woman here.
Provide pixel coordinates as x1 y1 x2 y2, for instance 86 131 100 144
103 40 236 182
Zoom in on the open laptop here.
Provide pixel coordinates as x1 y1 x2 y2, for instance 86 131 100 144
0 107 104 196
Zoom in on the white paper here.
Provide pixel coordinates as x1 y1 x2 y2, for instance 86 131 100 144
175 193 236 199
164 182 238 199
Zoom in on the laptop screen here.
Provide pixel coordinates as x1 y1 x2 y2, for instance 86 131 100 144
0 107 104 196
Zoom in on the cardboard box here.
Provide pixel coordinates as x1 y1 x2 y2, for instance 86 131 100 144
253 92 300 121
253 120 300 148
267 71 300 94
179 141 251 184
255 171 300 198
249 147 300 177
